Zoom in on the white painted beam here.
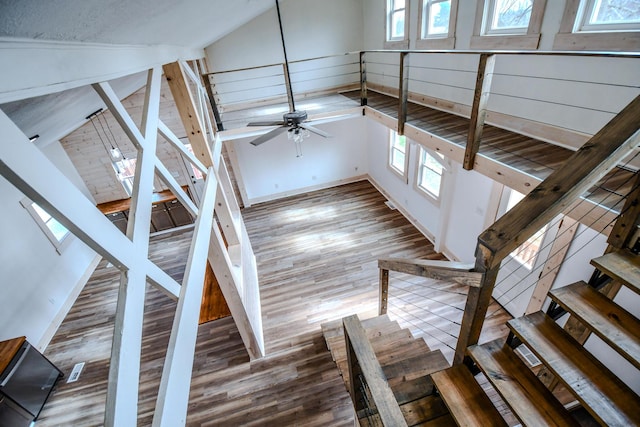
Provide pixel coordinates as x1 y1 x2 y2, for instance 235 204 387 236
157 120 207 175
152 167 218 427
103 67 161 427
154 159 199 217
0 38 202 103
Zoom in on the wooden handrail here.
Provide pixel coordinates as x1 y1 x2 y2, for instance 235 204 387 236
453 94 640 365
343 314 408 427
378 258 482 315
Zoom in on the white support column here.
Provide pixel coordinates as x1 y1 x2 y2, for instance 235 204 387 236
103 67 162 427
152 168 218 427
157 120 207 175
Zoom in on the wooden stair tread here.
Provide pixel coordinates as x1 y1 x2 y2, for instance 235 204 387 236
590 250 640 294
358 394 455 427
549 281 640 369
431 365 508 426
508 311 640 426
384 350 450 404
468 339 579 427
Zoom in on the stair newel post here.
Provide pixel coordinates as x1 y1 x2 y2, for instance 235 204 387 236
608 170 640 251
454 242 499 365
360 51 368 107
397 51 410 136
379 268 389 315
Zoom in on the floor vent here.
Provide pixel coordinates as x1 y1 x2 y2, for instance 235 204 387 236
385 200 396 210
67 362 85 383
516 345 541 367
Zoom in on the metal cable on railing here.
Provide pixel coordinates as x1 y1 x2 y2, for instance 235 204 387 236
486 164 639 317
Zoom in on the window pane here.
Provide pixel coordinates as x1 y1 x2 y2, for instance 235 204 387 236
420 167 441 195
395 0 406 10
491 0 533 29
32 203 52 222
392 11 405 38
427 1 451 35
47 217 70 242
392 149 406 171
589 0 640 24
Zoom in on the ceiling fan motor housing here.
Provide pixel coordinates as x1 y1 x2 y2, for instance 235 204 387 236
283 111 308 126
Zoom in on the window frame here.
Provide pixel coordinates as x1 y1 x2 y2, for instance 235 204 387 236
416 0 459 49
471 0 547 50
414 146 446 203
388 129 409 182
498 188 547 270
21 198 72 254
553 0 640 51
385 0 410 49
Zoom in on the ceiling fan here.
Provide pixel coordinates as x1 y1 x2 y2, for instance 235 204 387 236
247 0 332 148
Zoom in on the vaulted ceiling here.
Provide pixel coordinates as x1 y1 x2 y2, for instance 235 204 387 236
0 0 274 48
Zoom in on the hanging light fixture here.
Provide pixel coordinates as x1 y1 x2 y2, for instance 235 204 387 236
287 127 310 157
86 108 125 160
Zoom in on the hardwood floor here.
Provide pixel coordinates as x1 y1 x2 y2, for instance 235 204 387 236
37 180 509 426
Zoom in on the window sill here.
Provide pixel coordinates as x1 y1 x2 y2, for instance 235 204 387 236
384 39 410 50
470 34 540 50
415 37 455 50
553 31 640 52
387 164 408 183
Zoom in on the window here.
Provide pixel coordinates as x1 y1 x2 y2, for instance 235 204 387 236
21 198 71 253
554 0 640 50
416 148 445 200
113 157 137 196
504 190 545 269
389 130 408 179
417 0 458 48
576 0 640 32
471 0 546 49
386 0 410 48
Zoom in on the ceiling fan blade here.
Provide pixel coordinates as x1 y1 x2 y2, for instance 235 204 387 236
299 123 332 138
249 126 288 146
247 121 285 127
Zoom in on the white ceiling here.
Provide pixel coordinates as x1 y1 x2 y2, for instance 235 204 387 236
0 0 274 48
0 0 277 146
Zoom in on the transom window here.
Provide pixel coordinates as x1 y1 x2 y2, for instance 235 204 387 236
483 0 534 35
575 0 640 32
388 0 407 41
21 198 71 253
389 130 408 178
421 0 452 38
416 148 445 199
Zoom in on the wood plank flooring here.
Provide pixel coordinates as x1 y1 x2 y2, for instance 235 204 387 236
36 180 509 426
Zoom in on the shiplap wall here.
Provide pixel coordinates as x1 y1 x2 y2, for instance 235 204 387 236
60 78 194 204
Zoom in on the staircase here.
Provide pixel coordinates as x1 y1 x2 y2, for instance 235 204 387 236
321 315 456 426
431 248 640 426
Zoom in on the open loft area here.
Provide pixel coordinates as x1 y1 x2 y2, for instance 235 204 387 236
1 0 639 425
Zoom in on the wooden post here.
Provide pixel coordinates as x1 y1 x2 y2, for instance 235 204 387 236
360 51 368 107
379 269 389 315
397 52 410 136
454 261 498 365
526 216 578 314
343 315 408 426
202 73 225 132
608 171 640 250
464 54 496 170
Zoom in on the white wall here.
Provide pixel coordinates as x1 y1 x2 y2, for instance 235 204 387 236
206 0 364 71
0 141 99 351
230 117 368 204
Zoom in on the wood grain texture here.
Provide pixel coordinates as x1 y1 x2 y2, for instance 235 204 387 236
590 249 640 295
549 281 640 369
468 339 579 427
431 364 508 426
378 258 481 287
36 181 467 426
508 311 640 426
0 336 25 374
